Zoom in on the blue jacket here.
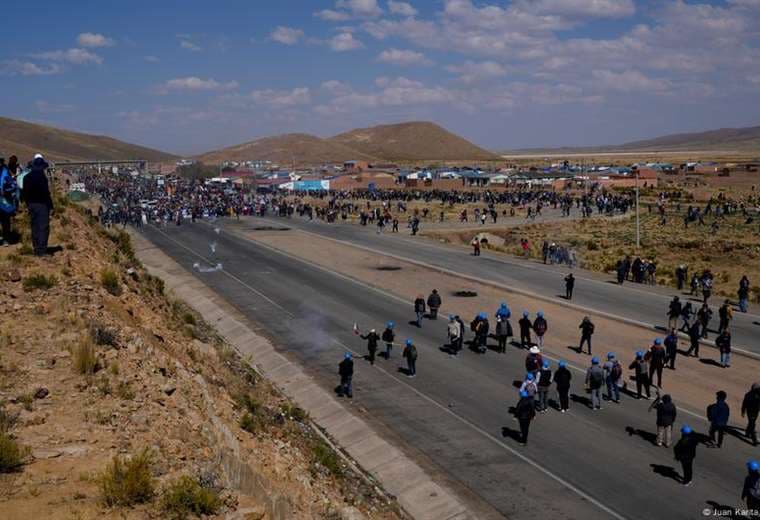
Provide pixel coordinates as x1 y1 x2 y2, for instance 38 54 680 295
0 166 18 215
708 400 730 426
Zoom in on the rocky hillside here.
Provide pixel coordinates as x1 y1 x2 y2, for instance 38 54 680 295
329 122 499 162
0 195 403 519
0 116 176 163
197 133 377 165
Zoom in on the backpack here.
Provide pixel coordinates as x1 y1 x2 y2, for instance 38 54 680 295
590 368 603 387
407 345 418 361
610 362 622 381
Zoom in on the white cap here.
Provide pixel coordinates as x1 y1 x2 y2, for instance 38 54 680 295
529 346 540 354
34 153 44 160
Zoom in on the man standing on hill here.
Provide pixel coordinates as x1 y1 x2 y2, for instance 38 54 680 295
21 154 53 256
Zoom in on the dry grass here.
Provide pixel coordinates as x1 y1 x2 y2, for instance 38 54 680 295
73 336 98 376
98 448 155 507
161 475 221 519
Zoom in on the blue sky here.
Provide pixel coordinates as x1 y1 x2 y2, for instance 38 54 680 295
2 0 760 155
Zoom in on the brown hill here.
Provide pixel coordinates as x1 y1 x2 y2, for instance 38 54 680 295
197 133 376 165
0 116 176 163
328 121 499 161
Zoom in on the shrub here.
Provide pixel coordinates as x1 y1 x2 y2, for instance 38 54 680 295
0 407 19 434
116 381 135 401
22 273 57 292
239 412 257 433
312 440 343 477
161 475 221 519
100 269 122 296
73 337 98 376
89 322 117 347
0 433 27 473
99 449 155 507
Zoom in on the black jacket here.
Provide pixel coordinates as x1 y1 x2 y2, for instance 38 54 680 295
655 398 677 427
21 162 53 209
427 292 442 308
668 300 682 318
554 366 572 389
515 397 536 421
674 435 697 461
381 328 395 343
338 359 354 377
361 332 380 350
742 387 760 417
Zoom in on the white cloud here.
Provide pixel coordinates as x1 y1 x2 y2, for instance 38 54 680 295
591 69 670 93
388 1 417 17
180 40 202 52
446 60 507 83
34 48 103 65
250 87 312 107
77 32 115 48
337 0 382 16
315 9 351 21
270 26 304 45
377 48 431 66
321 80 353 95
329 32 364 51
516 0 635 19
144 55 160 63
36 100 75 113
160 77 239 93
1 60 63 76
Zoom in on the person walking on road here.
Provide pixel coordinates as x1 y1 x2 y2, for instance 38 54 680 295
603 352 622 403
402 339 417 377
564 273 575 300
674 425 697 486
537 360 552 413
360 329 380 366
650 394 677 447
718 300 733 334
742 383 760 446
455 315 466 354
515 390 536 446
649 338 666 388
742 460 760 509
414 295 426 327
630 351 651 399
679 302 694 333
495 303 512 351
739 275 750 313
686 320 701 358
667 296 682 331
554 360 572 412
664 328 679 370
578 316 595 355
586 357 605 410
473 312 490 353
338 352 354 398
426 290 442 320
716 330 732 368
519 311 532 348
447 315 461 356
495 315 510 353
382 322 395 359
533 312 548 349
525 346 542 380
707 391 730 448
471 236 481 256
697 303 712 339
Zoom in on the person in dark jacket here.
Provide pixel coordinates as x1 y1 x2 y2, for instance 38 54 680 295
426 289 442 320
554 360 572 412
674 425 698 486
707 391 730 448
518 311 532 348
338 352 354 398
649 338 667 388
21 154 53 256
716 330 731 368
741 383 760 446
739 275 751 313
360 329 380 365
533 311 548 349
742 460 760 509
564 273 575 300
685 320 701 357
454 315 466 354
664 329 678 370
667 296 682 331
650 394 677 447
514 390 536 445
629 351 651 399
495 315 510 353
578 316 594 355
536 360 552 413
413 295 426 327
381 322 395 359
472 312 489 353
718 300 733 334
402 339 417 377
697 303 712 339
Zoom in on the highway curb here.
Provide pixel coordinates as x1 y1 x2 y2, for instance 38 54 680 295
263 225 760 363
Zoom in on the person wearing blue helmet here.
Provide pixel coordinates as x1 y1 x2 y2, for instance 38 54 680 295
603 353 622 404
495 314 511 354
533 311 548 349
554 360 572 412
519 372 538 399
629 350 651 399
496 302 511 320
518 311 532 348
472 312 490 354
537 360 552 413
382 322 395 360
586 356 604 410
743 460 760 508
402 339 417 377
649 338 667 388
514 387 537 446
674 425 698 486
338 352 354 398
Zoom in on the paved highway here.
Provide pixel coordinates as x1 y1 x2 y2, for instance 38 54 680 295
243 215 760 356
141 221 757 520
